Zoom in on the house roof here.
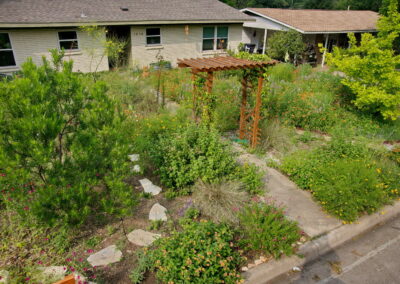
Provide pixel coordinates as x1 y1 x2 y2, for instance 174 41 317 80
0 0 252 28
242 8 379 33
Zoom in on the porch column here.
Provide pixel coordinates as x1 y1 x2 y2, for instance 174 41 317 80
321 34 329 67
262 29 268 54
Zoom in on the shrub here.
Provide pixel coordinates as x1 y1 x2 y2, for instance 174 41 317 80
0 53 136 226
149 220 243 284
154 124 237 191
267 30 305 64
327 1 400 120
232 164 264 195
238 202 301 258
192 180 247 225
130 249 154 284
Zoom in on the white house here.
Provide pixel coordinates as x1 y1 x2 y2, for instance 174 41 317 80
240 8 379 65
0 0 252 73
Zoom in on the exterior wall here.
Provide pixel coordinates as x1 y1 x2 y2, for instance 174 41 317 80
130 24 243 67
0 28 108 74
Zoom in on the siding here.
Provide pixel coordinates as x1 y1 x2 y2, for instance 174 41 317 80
130 24 243 67
0 29 108 73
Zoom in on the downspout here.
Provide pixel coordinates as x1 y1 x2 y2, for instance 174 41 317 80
321 34 329 67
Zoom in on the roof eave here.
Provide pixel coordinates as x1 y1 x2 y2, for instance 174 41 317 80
0 19 250 28
303 29 377 34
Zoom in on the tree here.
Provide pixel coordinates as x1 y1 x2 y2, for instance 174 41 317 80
267 30 305 63
327 0 400 120
0 51 137 226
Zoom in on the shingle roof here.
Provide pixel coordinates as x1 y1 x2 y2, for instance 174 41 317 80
244 8 379 33
0 0 251 27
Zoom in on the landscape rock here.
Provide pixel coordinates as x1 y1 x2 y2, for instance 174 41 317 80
41 266 65 279
292 266 302 272
139 179 162 195
254 259 263 266
241 267 249 272
149 203 168 221
128 154 140 162
132 165 141 173
87 245 122 267
127 229 161 246
0 270 9 283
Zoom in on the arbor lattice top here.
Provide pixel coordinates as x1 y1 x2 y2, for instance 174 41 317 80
177 56 276 73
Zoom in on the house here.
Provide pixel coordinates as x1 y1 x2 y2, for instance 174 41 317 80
0 0 251 73
240 8 379 65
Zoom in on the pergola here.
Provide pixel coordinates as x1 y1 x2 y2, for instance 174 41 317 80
177 56 277 148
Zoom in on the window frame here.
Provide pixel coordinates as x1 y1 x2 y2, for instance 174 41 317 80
202 26 229 52
0 32 17 68
145 27 162 46
58 30 80 51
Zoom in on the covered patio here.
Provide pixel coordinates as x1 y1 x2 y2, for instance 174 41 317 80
240 8 379 66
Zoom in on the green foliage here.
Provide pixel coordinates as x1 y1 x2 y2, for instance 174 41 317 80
192 180 247 225
238 202 301 258
267 30 305 63
130 249 154 284
327 1 400 120
0 53 136 226
232 164 264 195
259 119 295 153
149 220 243 283
268 63 296 82
265 68 343 132
234 51 272 62
154 124 236 190
281 135 400 221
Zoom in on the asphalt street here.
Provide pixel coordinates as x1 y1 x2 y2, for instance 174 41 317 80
271 216 400 284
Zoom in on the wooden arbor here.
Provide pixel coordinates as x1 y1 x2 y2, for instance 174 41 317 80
177 56 276 148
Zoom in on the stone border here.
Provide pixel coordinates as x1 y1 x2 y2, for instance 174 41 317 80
244 200 400 283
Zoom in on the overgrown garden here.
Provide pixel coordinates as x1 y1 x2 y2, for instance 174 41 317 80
1 1 400 283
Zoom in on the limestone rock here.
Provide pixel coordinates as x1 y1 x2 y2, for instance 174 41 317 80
132 165 141 173
127 229 161 246
87 245 122 267
241 267 249 272
41 266 65 279
128 154 140 162
149 203 167 221
140 179 162 195
254 259 263 266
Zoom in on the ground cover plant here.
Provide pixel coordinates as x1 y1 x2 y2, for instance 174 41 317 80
148 219 244 284
280 134 400 222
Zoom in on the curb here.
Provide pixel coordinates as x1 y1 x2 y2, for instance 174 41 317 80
244 200 400 284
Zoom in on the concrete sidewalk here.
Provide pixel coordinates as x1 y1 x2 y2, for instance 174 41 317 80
233 143 341 238
232 143 400 284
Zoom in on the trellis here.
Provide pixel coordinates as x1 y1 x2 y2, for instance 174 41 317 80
177 56 277 148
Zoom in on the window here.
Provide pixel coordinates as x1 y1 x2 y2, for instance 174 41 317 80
146 28 161 45
58 31 79 50
202 26 228 51
0 33 16 67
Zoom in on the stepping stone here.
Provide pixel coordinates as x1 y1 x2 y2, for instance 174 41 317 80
127 229 161 246
132 165 141 173
149 203 167 221
139 178 162 195
87 245 122 267
0 270 9 283
128 154 140 162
